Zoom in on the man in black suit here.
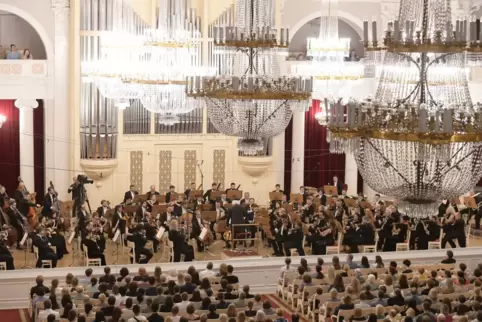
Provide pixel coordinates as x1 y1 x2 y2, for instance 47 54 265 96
68 177 82 217
96 200 110 217
169 220 193 262
146 185 160 202
83 231 106 265
100 296 116 316
30 276 50 298
225 182 237 194
32 227 57 268
203 182 218 204
128 224 153 264
5 199 25 249
332 175 344 196
42 187 57 218
165 185 176 203
229 204 248 249
191 210 204 252
77 204 89 240
123 185 138 204
184 182 196 201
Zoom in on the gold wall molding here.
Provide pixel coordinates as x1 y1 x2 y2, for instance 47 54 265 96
184 150 197 190
159 150 172 195
213 149 225 190
130 151 143 192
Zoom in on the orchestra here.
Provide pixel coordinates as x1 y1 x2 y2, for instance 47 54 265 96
0 177 479 271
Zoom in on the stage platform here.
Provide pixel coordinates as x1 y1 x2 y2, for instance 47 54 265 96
221 249 261 260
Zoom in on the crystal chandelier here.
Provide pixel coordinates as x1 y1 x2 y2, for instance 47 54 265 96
322 0 482 218
294 0 363 125
185 0 312 152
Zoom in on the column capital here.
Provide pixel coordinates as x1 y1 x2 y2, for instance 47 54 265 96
51 0 70 25
14 99 39 109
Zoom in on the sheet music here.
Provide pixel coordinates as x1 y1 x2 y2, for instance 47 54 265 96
20 232 28 246
156 227 165 240
113 229 120 242
232 200 240 205
199 227 208 240
68 231 76 245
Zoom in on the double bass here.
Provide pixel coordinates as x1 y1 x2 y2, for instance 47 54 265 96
0 200 18 247
17 177 39 229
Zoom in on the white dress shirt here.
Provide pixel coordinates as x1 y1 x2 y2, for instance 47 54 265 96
38 308 60 321
199 269 216 279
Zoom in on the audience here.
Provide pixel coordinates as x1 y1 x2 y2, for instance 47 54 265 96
7 44 21 59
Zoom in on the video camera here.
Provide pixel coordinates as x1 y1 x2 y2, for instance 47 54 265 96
77 174 94 185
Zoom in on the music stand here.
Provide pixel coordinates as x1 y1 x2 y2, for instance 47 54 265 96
324 185 338 196
201 204 213 211
124 205 137 214
224 203 233 210
201 211 217 222
190 190 204 200
360 201 372 209
151 205 167 221
326 197 336 206
464 197 477 209
133 194 148 204
344 198 357 208
269 192 283 201
210 191 223 201
384 200 394 207
281 204 293 212
169 193 182 202
105 208 114 220
227 190 242 200
290 193 303 204
313 197 321 206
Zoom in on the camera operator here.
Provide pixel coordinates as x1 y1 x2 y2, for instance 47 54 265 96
68 175 93 217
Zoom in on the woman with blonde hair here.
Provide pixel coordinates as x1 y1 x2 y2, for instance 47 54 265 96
332 256 342 270
440 279 455 294
219 263 228 277
350 277 361 294
255 311 266 322
375 305 385 319
176 272 185 286
383 275 394 294
365 274 379 291
327 267 336 283
226 304 237 318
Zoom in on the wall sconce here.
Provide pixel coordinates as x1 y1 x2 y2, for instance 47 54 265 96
0 114 6 128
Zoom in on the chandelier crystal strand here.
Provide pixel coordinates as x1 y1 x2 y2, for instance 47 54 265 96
324 0 482 218
186 0 312 153
296 0 363 125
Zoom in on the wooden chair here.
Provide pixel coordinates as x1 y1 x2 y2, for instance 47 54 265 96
428 228 443 249
396 230 410 251
81 244 101 267
0 262 6 270
297 285 318 316
126 241 147 264
334 309 355 322
326 233 343 255
33 246 52 268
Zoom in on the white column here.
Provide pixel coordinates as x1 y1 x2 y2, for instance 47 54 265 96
272 132 285 188
45 0 71 200
291 111 305 192
344 152 358 195
18 106 35 189
364 182 377 201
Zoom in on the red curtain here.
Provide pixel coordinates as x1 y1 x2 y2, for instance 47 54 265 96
283 118 293 193
33 100 45 203
0 100 20 195
304 100 346 188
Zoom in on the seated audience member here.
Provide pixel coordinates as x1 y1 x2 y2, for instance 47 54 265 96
32 288 49 310
7 44 21 59
190 289 202 303
38 300 60 321
128 305 147 322
355 293 372 308
67 310 77 322
199 262 216 279
387 288 405 306
160 296 174 312
185 303 199 321
134 267 150 282
101 296 117 316
199 297 211 311
224 265 239 284
234 291 248 308
260 300 275 315
109 307 123 322
245 301 257 317
73 285 90 302
217 292 229 309
99 266 113 284
31 275 50 298
181 275 196 294
147 303 163 322
243 285 254 299
351 308 367 322
80 268 94 284
176 292 191 312
334 295 355 316
207 303 220 319
441 250 456 264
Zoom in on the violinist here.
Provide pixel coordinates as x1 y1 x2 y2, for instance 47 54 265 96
314 188 327 206
123 185 139 204
112 205 127 238
136 201 149 223
441 207 457 248
127 223 153 264
297 186 308 205
240 192 250 205
32 226 58 268
191 209 205 251
42 187 57 219
269 208 284 256
142 218 159 253
173 197 184 217
91 213 107 252
146 193 158 213
202 182 218 204
165 185 177 204
14 182 37 217
5 199 26 249
225 182 237 194
44 219 69 260
169 219 194 262
83 229 106 265
0 229 14 269
0 185 8 200
96 200 110 218
193 196 204 211
415 218 430 250
146 185 160 201
301 197 315 224
77 204 89 240
220 193 231 205
283 217 305 256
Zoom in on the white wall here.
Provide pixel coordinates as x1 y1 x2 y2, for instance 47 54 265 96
0 11 46 59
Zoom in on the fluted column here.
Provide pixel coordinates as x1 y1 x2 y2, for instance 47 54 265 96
291 111 305 192
16 101 35 189
272 132 285 187
344 152 358 195
45 0 71 200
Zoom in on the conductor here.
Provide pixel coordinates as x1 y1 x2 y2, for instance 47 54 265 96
229 204 249 249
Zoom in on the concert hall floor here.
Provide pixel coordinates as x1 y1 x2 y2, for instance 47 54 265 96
9 236 482 268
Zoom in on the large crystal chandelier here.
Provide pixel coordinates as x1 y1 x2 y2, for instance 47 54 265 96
321 0 482 218
185 0 312 153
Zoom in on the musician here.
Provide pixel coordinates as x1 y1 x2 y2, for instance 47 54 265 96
240 192 250 205
127 224 153 264
173 198 184 217
225 182 237 194
377 207 394 251
332 176 344 195
43 220 69 260
6 199 26 249
202 183 218 203
184 182 196 201
283 219 305 256
123 185 139 204
415 218 431 250
136 201 149 223
165 185 176 204
0 185 8 200
269 210 285 256
169 219 194 262
112 205 127 238
314 188 327 206
146 194 158 213
96 200 110 218
273 184 285 195
83 230 106 265
90 213 107 252
41 187 57 218
301 197 315 224
358 216 375 245
226 204 247 249
220 193 231 205
383 215 408 252
32 227 57 268
142 220 159 253
212 200 226 241
0 230 14 270
453 213 466 248
297 186 308 204
191 209 205 252
14 182 37 217
146 185 160 201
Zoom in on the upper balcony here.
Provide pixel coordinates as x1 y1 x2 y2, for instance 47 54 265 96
0 60 53 99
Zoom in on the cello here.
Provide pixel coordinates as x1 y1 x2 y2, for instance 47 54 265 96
17 177 39 229
0 200 18 247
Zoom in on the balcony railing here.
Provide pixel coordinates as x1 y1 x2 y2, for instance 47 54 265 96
0 59 48 77
0 60 52 99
